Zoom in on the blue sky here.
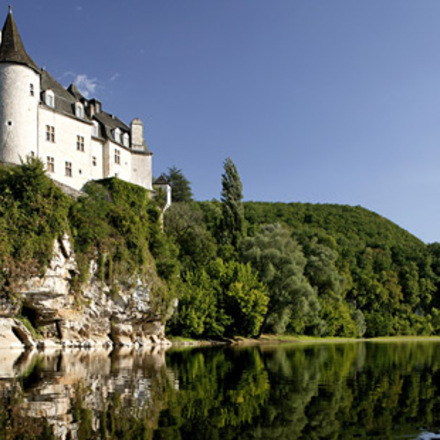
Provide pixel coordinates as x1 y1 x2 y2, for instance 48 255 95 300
7 1 440 243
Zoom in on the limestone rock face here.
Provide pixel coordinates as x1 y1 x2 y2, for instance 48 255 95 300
0 235 171 349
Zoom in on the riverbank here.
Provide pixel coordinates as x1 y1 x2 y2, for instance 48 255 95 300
168 334 440 347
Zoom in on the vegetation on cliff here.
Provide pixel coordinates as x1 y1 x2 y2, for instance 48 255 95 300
0 158 175 319
0 159 69 297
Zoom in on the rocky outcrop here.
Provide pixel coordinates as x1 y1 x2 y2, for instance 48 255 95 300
0 235 172 349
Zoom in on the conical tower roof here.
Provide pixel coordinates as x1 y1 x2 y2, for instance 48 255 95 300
0 7 39 72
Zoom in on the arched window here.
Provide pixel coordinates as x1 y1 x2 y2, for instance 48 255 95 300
112 128 121 143
44 90 55 108
122 133 129 147
92 121 99 137
75 102 84 118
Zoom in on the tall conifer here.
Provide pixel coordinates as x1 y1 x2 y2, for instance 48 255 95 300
220 158 245 249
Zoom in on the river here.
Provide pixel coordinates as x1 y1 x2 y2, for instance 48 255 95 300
1 341 440 439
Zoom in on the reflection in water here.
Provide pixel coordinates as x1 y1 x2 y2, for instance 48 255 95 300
0 347 172 439
1 342 440 439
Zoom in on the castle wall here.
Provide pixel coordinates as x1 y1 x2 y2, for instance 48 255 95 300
91 138 105 181
131 153 153 191
38 106 98 190
0 64 39 163
106 140 132 183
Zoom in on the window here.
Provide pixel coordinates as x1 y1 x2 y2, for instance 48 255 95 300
44 90 55 108
30 83 34 96
112 128 121 143
76 135 85 152
114 149 120 164
122 133 129 148
92 156 97 166
92 121 99 137
47 156 54 172
75 103 84 118
65 161 72 177
46 125 55 142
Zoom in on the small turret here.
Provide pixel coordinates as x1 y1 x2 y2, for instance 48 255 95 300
153 175 172 212
0 7 40 164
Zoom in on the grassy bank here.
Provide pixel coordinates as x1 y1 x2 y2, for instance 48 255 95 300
168 334 440 347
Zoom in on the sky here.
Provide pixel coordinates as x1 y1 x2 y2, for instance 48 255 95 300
7 0 440 243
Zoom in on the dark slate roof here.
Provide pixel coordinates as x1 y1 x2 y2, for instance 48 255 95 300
0 9 39 72
93 112 150 153
94 111 130 132
154 175 170 186
67 83 85 101
94 111 143 151
40 70 87 119
40 72 151 153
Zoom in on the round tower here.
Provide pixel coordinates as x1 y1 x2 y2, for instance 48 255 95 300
0 7 40 164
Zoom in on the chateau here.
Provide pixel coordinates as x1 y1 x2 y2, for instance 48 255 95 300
0 7 153 191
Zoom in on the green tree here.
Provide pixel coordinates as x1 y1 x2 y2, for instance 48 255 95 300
241 223 320 334
220 158 245 251
207 258 269 337
164 202 216 271
169 259 268 338
164 166 193 203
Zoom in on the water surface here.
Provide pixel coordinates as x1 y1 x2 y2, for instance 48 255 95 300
1 341 440 439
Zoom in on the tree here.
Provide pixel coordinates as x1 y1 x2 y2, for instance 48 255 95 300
164 166 193 203
241 223 321 334
164 202 216 271
168 258 268 338
220 158 245 250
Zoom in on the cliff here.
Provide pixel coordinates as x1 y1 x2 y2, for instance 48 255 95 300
0 234 171 349
0 160 176 349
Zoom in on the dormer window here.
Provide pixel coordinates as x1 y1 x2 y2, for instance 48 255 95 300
112 128 121 143
122 133 129 148
75 102 84 118
44 90 55 108
92 121 99 137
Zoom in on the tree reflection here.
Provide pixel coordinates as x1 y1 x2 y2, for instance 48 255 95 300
1 343 440 439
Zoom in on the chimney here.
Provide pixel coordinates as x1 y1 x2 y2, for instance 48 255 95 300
130 118 144 150
88 99 102 117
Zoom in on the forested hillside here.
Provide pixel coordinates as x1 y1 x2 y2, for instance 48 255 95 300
166 160 440 338
243 202 437 336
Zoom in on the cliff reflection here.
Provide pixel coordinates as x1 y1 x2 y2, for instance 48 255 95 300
0 347 172 440
1 342 440 439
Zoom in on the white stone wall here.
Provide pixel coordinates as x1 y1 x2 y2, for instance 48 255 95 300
90 138 105 181
38 106 99 190
131 153 153 191
0 63 39 163
106 140 132 182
